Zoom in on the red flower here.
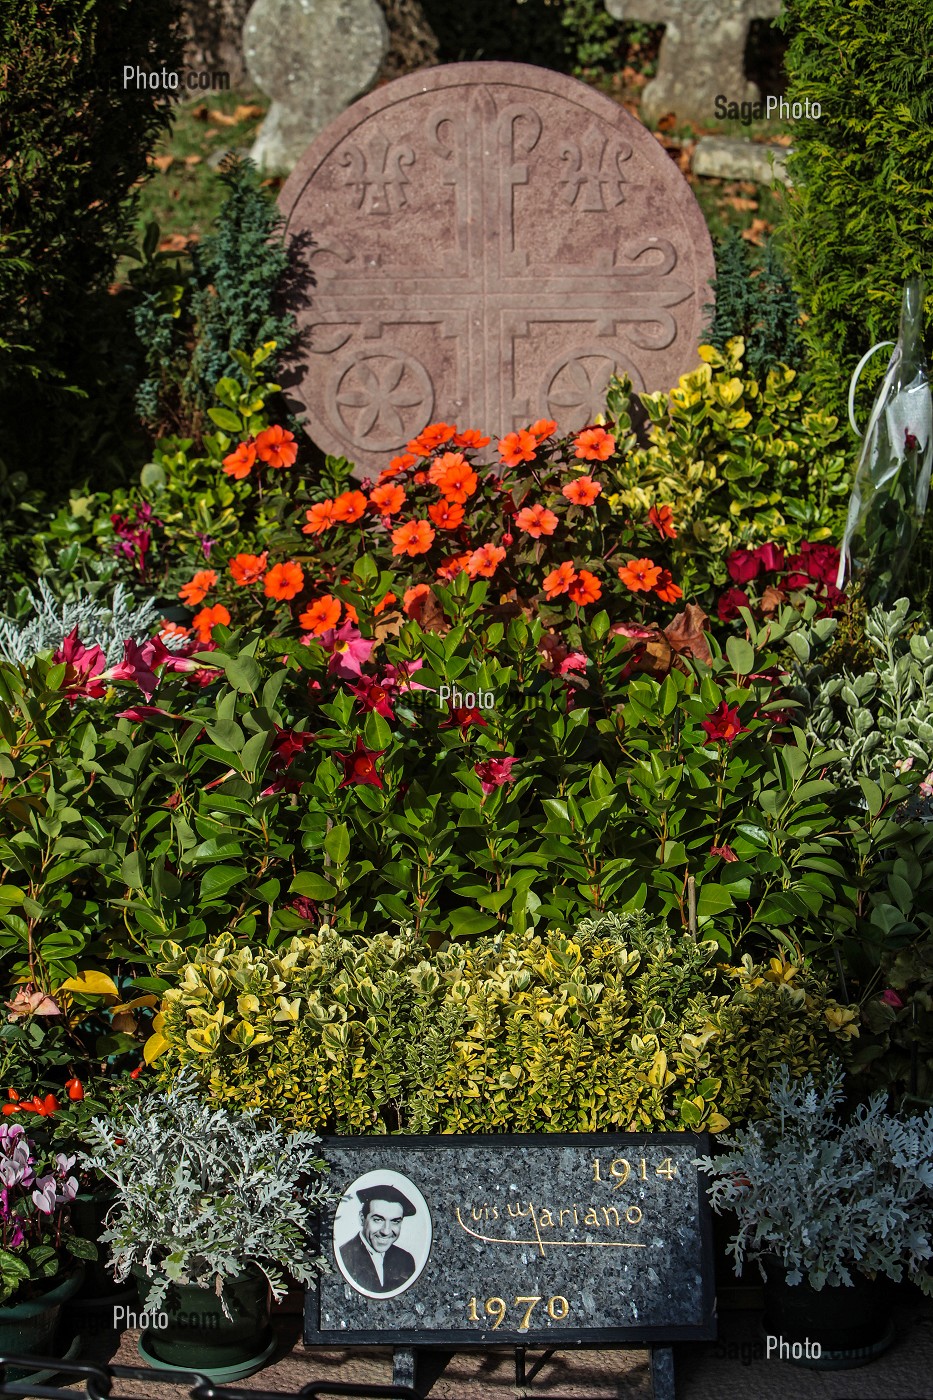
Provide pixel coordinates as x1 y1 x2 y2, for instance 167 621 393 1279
347 677 395 719
466 544 505 578
717 587 750 622
701 701 748 746
652 569 683 603
440 705 488 738
710 844 738 863
648 503 677 539
269 725 317 772
474 755 518 793
335 737 385 789
129 1064 144 1080
497 430 538 468
51 628 108 700
402 584 432 618
222 441 257 480
573 427 614 461
726 549 761 585
755 542 785 574
264 561 305 600
255 425 298 468
567 570 602 605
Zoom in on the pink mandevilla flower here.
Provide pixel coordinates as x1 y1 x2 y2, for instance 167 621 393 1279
316 622 377 680
474 756 518 794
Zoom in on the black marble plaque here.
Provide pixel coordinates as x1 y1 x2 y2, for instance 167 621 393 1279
304 1133 715 1346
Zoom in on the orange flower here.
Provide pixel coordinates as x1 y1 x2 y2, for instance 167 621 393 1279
264 561 305 600
428 451 466 485
454 428 491 449
298 595 342 634
467 544 506 578
436 553 472 580
568 570 602 605
179 569 218 606
653 568 683 603
229 551 269 586
385 452 418 475
562 476 602 506
428 497 465 530
529 418 557 443
192 604 230 642
618 558 662 592
573 426 615 462
514 504 558 538
403 584 431 617
332 490 368 523
222 441 257 480
158 620 190 643
498 430 538 468
255 425 298 468
370 482 406 515
344 601 359 625
413 470 429 484
648 503 677 539
543 561 577 599
392 519 435 556
303 500 337 535
373 590 397 616
407 422 456 455
431 454 477 503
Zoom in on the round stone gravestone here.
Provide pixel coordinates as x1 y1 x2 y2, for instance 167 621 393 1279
278 61 715 476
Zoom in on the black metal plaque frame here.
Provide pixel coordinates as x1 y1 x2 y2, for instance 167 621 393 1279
304 1131 716 1348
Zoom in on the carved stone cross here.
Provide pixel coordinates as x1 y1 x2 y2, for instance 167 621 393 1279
605 0 783 126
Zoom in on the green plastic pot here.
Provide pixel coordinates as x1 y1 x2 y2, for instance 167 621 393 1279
131 1265 276 1381
0 1266 84 1382
761 1258 895 1368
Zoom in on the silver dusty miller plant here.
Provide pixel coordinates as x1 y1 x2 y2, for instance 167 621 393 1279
0 578 162 667
78 1072 333 1315
789 596 933 787
695 1064 933 1294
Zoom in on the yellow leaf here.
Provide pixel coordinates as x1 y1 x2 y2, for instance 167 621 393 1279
61 971 119 999
110 995 159 1013
143 1031 170 1064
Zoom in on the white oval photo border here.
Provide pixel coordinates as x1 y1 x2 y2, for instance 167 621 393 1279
333 1168 433 1301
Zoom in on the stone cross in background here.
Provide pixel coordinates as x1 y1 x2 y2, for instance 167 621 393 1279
245 0 389 173
605 0 783 127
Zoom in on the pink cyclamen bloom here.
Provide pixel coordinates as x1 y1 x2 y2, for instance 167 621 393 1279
881 989 904 1010
52 627 108 700
32 1176 57 1214
316 622 377 680
474 756 518 794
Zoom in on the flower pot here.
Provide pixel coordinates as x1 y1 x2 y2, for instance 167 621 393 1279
131 1265 277 1381
69 1190 130 1303
761 1258 895 1368
0 1266 84 1382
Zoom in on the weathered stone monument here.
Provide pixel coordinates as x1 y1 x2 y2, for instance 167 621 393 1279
245 0 389 173
605 0 783 127
278 63 715 475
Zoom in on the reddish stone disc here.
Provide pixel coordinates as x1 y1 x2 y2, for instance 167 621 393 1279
278 61 715 476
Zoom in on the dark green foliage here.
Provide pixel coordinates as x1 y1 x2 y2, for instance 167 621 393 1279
131 158 297 435
0 0 184 492
707 231 803 379
774 0 933 415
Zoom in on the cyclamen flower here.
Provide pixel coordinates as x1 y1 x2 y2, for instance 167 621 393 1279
474 755 518 794
700 701 748 746
335 737 385 789
255 425 298 468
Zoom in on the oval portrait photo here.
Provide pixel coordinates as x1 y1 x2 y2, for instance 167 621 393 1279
333 1169 433 1301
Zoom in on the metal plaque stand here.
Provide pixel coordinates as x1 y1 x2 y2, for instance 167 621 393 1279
393 1344 676 1399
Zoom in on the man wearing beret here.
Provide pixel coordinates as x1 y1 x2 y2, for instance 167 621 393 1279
339 1184 417 1294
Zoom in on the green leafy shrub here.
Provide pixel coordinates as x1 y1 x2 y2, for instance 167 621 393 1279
707 231 803 380
774 0 933 415
131 160 297 435
149 916 857 1135
606 339 852 605
0 0 183 491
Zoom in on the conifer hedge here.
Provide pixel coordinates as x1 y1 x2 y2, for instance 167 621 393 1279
775 0 933 413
